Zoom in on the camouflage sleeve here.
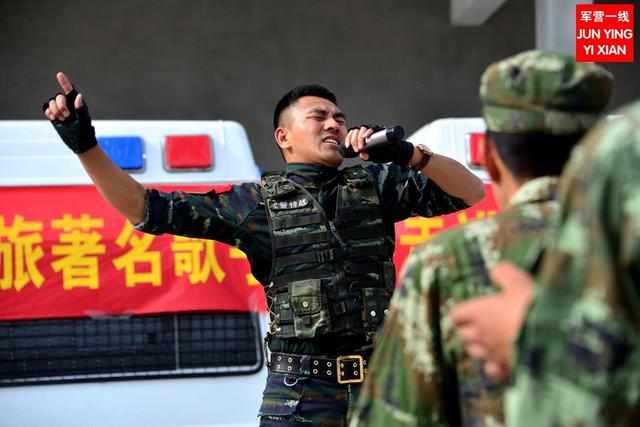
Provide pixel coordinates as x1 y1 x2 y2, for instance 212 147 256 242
135 182 263 248
352 226 508 427
508 104 640 426
367 163 469 222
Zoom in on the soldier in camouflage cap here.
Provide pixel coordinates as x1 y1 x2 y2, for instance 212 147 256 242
350 50 612 427
480 49 612 135
42 72 486 426
451 103 640 426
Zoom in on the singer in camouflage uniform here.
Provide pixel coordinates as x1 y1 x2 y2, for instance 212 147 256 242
43 75 486 426
350 50 613 427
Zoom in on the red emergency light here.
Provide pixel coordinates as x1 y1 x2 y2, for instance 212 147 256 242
164 135 213 170
466 133 485 168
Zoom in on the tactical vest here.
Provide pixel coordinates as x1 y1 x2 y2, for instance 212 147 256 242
260 166 396 343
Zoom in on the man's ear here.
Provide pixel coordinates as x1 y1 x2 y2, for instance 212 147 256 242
484 138 501 184
274 127 291 150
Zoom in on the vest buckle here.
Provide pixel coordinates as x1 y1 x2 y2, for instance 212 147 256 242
317 248 335 262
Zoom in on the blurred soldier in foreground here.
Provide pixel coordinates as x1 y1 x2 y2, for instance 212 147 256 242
451 98 640 426
350 50 613 426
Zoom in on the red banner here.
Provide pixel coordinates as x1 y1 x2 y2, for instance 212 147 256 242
0 184 497 320
393 184 497 272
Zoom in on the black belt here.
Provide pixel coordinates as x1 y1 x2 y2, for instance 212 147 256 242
269 352 368 384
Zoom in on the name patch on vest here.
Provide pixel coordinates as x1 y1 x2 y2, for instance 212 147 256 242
269 197 309 210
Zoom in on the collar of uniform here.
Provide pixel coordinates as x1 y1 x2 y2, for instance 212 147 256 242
285 163 340 186
509 176 560 207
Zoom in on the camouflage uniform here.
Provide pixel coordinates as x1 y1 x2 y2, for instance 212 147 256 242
350 177 560 427
350 51 613 427
137 161 468 426
506 100 640 426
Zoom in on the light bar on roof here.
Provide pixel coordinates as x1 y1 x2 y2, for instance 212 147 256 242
466 133 485 168
164 135 213 171
97 136 145 171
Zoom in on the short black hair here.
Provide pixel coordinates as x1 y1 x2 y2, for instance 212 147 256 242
487 131 585 180
273 84 338 129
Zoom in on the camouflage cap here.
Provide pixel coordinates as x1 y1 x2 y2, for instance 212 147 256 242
480 50 613 135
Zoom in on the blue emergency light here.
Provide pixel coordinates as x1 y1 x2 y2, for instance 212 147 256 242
97 136 145 171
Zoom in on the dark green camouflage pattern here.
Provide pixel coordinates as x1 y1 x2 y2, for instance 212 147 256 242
481 50 613 135
351 177 560 427
259 373 363 426
506 101 640 426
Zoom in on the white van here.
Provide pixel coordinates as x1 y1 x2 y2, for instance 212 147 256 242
0 118 496 427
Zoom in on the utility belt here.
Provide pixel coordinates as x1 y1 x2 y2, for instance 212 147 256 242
268 351 369 384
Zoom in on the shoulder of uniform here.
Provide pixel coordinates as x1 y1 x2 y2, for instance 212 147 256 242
259 171 297 199
411 216 500 265
407 227 465 270
259 170 286 187
209 184 233 194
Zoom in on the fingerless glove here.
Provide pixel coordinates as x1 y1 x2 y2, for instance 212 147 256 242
43 88 98 154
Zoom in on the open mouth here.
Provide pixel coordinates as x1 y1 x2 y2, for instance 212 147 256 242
322 136 340 145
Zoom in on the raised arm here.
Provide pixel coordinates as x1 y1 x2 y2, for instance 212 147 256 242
409 149 486 206
43 72 146 224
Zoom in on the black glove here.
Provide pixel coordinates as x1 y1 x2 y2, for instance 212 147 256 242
42 88 98 154
355 124 414 167
349 124 385 134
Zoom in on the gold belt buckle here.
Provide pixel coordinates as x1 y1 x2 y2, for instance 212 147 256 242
336 355 364 384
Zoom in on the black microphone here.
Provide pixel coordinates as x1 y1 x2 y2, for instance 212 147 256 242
338 126 405 158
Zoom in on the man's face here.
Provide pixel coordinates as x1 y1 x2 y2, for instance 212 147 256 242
277 96 347 168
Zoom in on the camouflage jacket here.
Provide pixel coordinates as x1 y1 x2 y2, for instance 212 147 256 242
136 162 468 356
506 102 640 426
351 176 560 427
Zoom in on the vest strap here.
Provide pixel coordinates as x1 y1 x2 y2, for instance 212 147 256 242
343 263 380 275
349 280 381 291
340 225 386 241
275 245 387 268
271 263 379 286
272 265 334 287
328 298 362 316
347 245 388 258
275 248 343 268
272 212 324 229
274 230 329 249
338 207 380 222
